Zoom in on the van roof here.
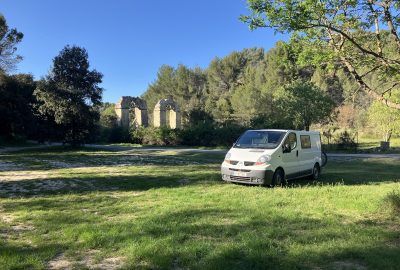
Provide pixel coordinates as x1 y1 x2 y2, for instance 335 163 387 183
249 129 320 135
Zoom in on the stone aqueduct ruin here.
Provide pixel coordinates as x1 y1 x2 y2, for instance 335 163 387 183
115 96 181 129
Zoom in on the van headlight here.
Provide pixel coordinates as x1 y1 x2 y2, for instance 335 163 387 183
224 152 231 163
255 155 271 165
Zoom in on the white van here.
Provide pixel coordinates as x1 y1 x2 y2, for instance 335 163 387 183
221 129 322 186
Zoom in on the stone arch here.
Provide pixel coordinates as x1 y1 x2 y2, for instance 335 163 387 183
115 96 148 129
153 98 181 129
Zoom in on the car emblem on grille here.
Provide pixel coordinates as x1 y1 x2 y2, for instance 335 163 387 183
237 161 244 166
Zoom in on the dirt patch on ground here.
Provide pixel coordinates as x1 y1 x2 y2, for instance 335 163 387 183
48 253 72 270
48 251 125 270
0 170 52 181
0 161 26 172
11 223 35 232
0 164 104 197
331 260 367 270
0 213 15 223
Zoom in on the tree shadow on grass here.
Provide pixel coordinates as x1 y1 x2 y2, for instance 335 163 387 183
0 168 222 198
115 209 400 269
290 159 400 187
0 242 66 270
0 147 225 172
2 205 399 270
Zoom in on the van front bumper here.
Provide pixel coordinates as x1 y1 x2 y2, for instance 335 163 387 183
221 164 274 185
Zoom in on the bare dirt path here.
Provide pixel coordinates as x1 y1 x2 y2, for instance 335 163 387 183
0 143 62 153
85 144 400 161
2 143 400 159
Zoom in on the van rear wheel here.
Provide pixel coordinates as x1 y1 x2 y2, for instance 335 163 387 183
312 164 320 180
272 169 285 187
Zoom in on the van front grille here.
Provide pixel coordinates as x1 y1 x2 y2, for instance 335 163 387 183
244 161 255 166
229 168 251 172
229 175 252 182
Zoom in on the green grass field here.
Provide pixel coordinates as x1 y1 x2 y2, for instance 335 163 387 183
0 147 399 269
358 137 400 150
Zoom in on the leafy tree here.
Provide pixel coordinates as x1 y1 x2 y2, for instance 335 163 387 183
205 48 268 122
100 102 117 128
231 65 267 124
273 80 335 130
311 67 344 106
0 72 36 140
0 15 23 72
241 0 400 109
368 97 400 142
34 46 103 146
143 64 207 125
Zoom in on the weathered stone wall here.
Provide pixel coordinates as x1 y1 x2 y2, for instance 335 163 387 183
115 96 131 129
153 98 181 129
115 96 148 129
115 96 180 130
135 107 148 127
168 109 181 129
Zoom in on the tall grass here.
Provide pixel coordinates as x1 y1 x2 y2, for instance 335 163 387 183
385 189 400 215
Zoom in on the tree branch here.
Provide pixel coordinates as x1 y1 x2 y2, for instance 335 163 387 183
368 0 383 55
359 64 383 78
380 81 400 96
327 28 400 109
382 0 400 51
311 22 400 65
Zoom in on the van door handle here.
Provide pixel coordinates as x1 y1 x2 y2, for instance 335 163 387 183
296 150 298 157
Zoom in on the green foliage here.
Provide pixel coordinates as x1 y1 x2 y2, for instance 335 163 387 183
180 122 245 147
99 103 117 128
131 127 181 145
385 190 400 215
34 46 103 146
231 66 267 124
142 43 352 130
273 80 335 130
335 130 357 149
130 123 245 147
0 72 38 141
97 103 128 143
143 65 207 125
241 0 400 109
0 14 23 72
368 99 400 142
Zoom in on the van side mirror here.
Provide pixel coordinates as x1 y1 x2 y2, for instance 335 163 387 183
282 143 291 153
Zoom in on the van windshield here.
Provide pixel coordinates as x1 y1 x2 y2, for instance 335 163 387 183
234 130 286 149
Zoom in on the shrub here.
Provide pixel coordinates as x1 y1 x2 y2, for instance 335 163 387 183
179 122 245 147
212 124 246 147
334 130 357 150
129 123 245 147
98 125 129 143
385 190 400 215
130 127 181 145
179 122 217 146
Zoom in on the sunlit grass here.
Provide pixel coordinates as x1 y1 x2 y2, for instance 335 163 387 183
0 147 399 269
357 136 400 152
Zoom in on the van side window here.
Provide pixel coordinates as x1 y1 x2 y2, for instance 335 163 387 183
284 132 297 150
300 135 311 149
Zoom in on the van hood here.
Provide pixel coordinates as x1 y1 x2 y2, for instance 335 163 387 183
227 148 276 162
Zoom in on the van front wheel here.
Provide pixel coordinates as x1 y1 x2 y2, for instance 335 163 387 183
272 169 285 187
312 164 320 180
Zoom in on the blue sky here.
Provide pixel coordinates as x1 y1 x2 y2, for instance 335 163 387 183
2 0 285 102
